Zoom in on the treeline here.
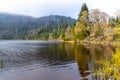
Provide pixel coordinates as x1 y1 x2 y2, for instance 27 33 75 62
31 3 120 41
72 3 120 42
1 3 120 41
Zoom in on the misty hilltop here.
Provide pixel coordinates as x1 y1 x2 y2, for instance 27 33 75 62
0 13 76 39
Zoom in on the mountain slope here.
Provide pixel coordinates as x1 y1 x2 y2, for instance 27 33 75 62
0 13 76 39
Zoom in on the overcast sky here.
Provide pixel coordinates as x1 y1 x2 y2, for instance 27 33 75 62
0 0 120 19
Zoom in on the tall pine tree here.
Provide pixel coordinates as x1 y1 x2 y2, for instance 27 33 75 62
78 3 89 21
74 3 90 41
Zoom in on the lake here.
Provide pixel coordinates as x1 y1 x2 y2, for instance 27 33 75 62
0 40 115 80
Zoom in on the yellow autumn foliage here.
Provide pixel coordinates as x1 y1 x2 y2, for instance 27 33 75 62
93 48 120 79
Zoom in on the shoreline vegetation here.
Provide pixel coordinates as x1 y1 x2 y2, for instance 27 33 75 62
57 39 118 46
59 39 120 79
92 48 120 80
58 39 120 79
27 3 120 46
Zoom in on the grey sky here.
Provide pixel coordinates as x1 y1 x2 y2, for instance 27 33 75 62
0 0 120 19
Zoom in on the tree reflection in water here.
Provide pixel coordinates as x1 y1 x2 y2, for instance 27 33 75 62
0 41 115 80
34 43 115 79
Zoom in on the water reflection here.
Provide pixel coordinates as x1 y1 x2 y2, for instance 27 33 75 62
0 41 115 80
73 43 115 79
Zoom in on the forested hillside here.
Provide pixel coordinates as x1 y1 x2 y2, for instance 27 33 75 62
0 13 76 39
1 3 120 42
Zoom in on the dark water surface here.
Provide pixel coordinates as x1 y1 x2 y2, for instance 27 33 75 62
0 40 115 80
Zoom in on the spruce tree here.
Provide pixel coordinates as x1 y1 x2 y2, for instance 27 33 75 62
74 3 90 41
78 3 89 20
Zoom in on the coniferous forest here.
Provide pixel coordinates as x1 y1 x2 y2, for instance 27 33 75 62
0 3 120 42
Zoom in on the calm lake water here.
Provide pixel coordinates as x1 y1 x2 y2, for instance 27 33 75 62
0 40 115 80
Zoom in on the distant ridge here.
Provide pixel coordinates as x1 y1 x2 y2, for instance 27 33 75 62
0 13 76 39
